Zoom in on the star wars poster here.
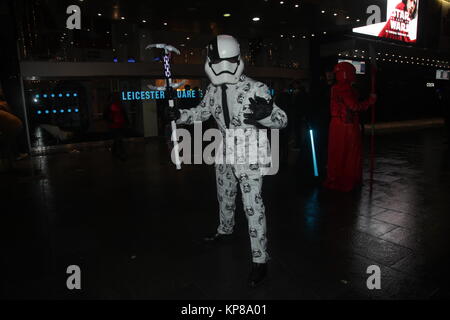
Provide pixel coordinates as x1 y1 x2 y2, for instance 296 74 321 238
353 0 420 43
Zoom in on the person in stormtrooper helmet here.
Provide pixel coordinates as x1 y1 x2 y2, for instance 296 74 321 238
167 34 288 288
204 35 245 86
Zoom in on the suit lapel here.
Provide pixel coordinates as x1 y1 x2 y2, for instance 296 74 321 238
212 86 225 128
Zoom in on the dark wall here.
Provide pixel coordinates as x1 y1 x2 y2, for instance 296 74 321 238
0 1 24 118
0 0 30 151
418 0 443 50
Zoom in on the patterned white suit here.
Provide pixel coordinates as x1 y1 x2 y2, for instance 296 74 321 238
177 75 287 263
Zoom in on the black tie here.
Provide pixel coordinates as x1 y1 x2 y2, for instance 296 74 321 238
221 84 230 129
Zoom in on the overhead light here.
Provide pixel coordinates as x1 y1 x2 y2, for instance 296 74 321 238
223 13 231 17
186 37 190 40
321 10 325 14
252 17 260 21
323 31 327 34
356 19 360 22
280 1 284 4
333 13 338 16
280 34 284 38
295 4 299 8
292 35 296 38
97 13 102 16
164 22 168 25
142 20 147 23
121 17 125 20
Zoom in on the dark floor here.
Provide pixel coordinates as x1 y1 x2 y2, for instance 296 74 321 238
1 127 450 300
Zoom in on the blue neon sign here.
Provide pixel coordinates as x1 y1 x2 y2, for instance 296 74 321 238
121 89 205 101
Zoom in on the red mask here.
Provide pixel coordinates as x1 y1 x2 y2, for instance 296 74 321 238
334 62 356 84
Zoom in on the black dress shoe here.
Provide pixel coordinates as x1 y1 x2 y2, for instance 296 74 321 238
202 233 233 244
248 263 268 288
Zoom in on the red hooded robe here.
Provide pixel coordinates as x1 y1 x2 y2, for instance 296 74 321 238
323 62 374 192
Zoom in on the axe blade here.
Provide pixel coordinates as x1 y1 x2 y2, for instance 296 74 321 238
145 43 181 55
147 80 186 91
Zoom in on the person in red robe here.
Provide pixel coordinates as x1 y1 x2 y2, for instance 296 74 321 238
323 62 376 192
104 92 128 160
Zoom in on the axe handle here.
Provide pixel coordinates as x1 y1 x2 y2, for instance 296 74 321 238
171 120 181 170
169 99 181 170
369 64 377 191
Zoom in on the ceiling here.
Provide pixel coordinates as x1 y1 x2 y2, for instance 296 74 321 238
37 0 375 38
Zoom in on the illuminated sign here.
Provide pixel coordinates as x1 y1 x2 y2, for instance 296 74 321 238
121 89 202 101
122 91 165 101
338 59 366 74
436 70 450 80
353 0 420 43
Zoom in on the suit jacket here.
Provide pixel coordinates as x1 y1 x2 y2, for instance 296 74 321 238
177 75 288 175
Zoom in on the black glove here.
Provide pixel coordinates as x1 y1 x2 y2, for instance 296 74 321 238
243 96 274 126
166 106 181 121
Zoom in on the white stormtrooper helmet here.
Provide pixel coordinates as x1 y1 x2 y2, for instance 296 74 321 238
205 35 244 85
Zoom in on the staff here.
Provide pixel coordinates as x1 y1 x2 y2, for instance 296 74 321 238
145 43 184 170
369 44 378 191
